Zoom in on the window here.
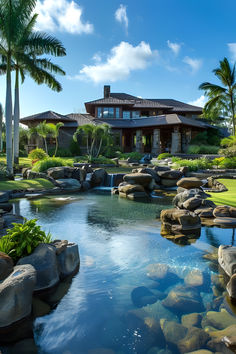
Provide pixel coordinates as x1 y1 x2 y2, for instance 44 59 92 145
132 111 140 119
97 107 102 118
115 108 120 118
123 111 131 119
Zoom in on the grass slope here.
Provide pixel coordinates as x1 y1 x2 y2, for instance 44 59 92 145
0 178 54 191
209 179 236 208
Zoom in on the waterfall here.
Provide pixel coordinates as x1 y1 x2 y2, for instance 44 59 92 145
110 174 115 187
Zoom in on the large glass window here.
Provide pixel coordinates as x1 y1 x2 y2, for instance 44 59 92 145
123 111 131 119
132 111 140 119
97 107 102 118
115 108 120 118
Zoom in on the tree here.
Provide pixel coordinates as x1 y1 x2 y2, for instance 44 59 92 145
0 0 37 173
35 120 52 154
0 103 3 152
199 57 236 135
73 123 111 161
47 122 64 156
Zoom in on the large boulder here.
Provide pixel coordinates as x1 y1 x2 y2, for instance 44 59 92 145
0 202 13 213
218 245 236 277
126 191 149 201
135 168 160 183
0 264 36 327
213 205 236 218
57 242 80 279
17 243 59 291
26 170 47 179
177 177 204 189
201 308 236 330
0 191 10 203
0 252 14 280
118 183 145 195
177 327 210 354
173 189 209 208
55 178 81 191
227 273 236 299
160 209 201 234
131 286 157 308
182 197 203 211
2 214 24 228
123 173 153 188
160 179 179 187
71 167 87 182
153 166 171 172
158 170 183 180
162 285 204 314
47 166 67 179
91 168 107 186
146 263 170 281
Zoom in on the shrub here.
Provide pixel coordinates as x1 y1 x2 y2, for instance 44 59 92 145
0 164 13 181
219 146 236 157
117 152 143 161
69 139 81 156
32 157 73 172
0 219 52 262
74 155 116 165
191 130 221 146
157 153 172 160
173 158 213 171
28 148 48 161
218 157 236 169
212 157 225 167
187 145 219 154
48 147 73 157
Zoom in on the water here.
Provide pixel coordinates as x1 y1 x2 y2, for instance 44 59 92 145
13 194 236 353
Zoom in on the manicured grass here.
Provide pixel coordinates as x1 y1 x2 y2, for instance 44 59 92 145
0 178 54 191
0 156 32 168
209 179 236 208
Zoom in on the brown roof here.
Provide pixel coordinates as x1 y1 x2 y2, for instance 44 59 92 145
150 99 202 113
20 110 76 124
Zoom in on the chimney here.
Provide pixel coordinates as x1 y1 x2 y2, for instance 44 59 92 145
104 85 110 98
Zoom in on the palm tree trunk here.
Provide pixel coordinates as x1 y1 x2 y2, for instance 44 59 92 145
96 138 103 157
0 105 3 152
5 55 13 174
55 138 58 156
13 68 20 165
43 137 48 154
230 93 235 136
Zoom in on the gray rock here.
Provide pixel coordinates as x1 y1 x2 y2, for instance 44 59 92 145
173 189 209 208
57 242 80 279
131 286 157 308
177 177 203 189
2 214 24 228
0 252 14 280
47 166 73 179
153 166 171 172
0 191 10 202
0 203 13 213
26 170 47 179
158 170 183 180
55 178 81 191
0 264 36 327
17 243 59 291
123 173 153 187
91 168 107 186
218 245 236 277
194 207 214 218
227 273 236 299
182 197 203 211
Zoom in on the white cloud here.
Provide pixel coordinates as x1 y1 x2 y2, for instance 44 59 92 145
228 43 236 61
76 41 158 83
115 4 128 32
35 0 93 34
167 40 181 55
183 56 202 73
188 95 207 107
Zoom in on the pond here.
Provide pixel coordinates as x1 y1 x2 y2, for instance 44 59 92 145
13 193 236 353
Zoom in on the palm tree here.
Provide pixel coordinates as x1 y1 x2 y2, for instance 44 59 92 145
0 0 37 173
47 122 64 156
0 103 3 152
35 120 51 154
199 57 236 135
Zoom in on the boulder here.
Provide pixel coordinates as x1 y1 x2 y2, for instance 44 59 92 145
135 168 160 183
160 209 201 233
81 181 91 191
184 269 203 287
2 214 24 228
72 167 86 182
146 263 170 280
91 168 107 186
160 178 179 187
55 178 81 191
227 273 236 299
0 191 10 202
57 242 80 279
0 203 13 213
160 319 188 346
182 197 203 211
208 325 236 353
47 166 66 179
181 313 202 328
213 205 236 218
177 327 210 354
201 309 236 330
194 207 214 218
177 177 203 189
162 285 204 314
173 189 209 208
123 173 153 187
158 170 183 180
131 286 157 308
0 264 36 327
51 239 68 254
118 183 145 194
126 191 149 201
153 166 171 172
218 245 236 277
26 170 47 179
0 252 14 280
17 243 59 291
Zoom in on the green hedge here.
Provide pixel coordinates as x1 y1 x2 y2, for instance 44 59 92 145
187 144 219 154
32 157 73 172
117 152 143 160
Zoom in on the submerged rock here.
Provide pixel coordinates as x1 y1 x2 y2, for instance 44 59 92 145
181 313 202 328
160 319 187 346
201 308 236 330
207 325 236 353
0 251 14 280
177 326 210 354
146 263 170 281
131 286 157 308
184 269 203 287
0 264 36 327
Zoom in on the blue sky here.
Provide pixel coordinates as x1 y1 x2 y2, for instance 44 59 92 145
1 0 236 117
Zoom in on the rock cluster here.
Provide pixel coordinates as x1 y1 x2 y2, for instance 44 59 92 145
218 245 236 299
0 240 80 329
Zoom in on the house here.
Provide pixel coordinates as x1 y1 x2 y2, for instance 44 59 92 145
21 85 213 155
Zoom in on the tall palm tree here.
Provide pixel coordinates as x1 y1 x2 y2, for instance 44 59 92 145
199 57 236 135
47 122 64 156
0 0 37 173
0 103 3 152
35 120 51 154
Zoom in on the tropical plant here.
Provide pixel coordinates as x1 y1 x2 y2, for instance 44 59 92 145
35 120 52 154
47 122 64 156
0 219 52 262
0 0 66 170
157 152 172 160
187 145 219 154
32 157 73 172
221 135 236 147
199 58 236 135
116 151 143 161
73 123 112 161
28 148 48 160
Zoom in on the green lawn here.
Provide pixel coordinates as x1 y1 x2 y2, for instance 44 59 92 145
0 156 32 168
0 178 54 191
209 179 236 208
